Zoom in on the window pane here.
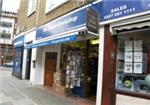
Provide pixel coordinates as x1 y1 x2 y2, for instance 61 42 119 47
116 30 150 94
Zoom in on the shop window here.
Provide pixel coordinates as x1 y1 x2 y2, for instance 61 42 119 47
0 32 11 39
116 31 150 95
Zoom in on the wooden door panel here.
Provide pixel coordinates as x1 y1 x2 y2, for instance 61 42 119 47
44 52 57 87
45 73 54 86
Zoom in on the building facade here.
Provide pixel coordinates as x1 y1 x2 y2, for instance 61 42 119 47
0 11 17 65
14 0 150 105
14 0 101 104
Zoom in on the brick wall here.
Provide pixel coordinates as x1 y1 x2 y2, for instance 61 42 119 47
17 0 87 33
17 0 36 33
37 0 85 26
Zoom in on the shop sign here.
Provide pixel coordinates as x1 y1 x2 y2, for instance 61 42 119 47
87 8 99 34
26 35 77 49
100 0 150 22
13 35 24 48
45 0 69 14
36 8 87 40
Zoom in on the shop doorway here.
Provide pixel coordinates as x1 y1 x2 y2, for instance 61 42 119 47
61 40 99 101
44 52 57 87
25 49 32 80
87 43 98 101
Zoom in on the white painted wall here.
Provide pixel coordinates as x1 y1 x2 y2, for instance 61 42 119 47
32 48 44 85
24 29 36 43
22 49 27 79
30 44 61 85
30 48 37 84
96 27 104 105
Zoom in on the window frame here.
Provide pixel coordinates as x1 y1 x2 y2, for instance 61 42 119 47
27 0 37 16
45 0 69 14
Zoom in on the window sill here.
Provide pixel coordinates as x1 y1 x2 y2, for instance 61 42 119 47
115 89 150 100
27 11 36 17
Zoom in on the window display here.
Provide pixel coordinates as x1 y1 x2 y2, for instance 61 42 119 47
65 51 83 88
116 34 150 94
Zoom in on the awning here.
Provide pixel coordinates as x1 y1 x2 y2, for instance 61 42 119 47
25 33 78 49
111 21 150 35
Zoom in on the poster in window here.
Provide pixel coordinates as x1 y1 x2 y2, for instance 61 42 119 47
125 41 133 51
134 63 143 74
124 62 133 73
125 52 133 62
134 52 143 62
134 40 142 51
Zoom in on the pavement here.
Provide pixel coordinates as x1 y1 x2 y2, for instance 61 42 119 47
0 67 95 105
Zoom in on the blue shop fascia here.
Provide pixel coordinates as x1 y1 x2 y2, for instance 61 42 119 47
13 34 24 79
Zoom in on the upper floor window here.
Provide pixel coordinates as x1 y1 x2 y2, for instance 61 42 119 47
45 0 69 14
0 32 11 39
0 22 12 28
27 0 37 16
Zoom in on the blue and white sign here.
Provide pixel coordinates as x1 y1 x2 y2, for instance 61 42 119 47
100 0 150 22
26 34 77 49
14 35 24 48
36 8 87 40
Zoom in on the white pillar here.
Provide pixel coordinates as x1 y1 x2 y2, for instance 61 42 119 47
96 26 105 105
22 49 27 79
30 48 37 84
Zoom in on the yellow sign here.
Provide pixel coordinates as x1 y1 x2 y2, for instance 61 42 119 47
90 39 99 45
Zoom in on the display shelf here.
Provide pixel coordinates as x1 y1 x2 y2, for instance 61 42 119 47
65 50 83 89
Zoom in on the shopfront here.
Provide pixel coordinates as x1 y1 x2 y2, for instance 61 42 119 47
22 29 36 80
13 34 24 79
25 2 100 102
59 39 99 98
99 0 150 105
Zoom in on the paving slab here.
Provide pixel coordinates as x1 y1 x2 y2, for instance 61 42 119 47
0 68 93 105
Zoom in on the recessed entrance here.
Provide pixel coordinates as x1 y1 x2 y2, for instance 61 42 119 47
44 52 57 87
25 49 32 80
59 40 98 102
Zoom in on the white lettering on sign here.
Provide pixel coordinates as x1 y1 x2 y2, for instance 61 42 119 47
14 41 23 46
111 5 127 13
42 16 78 32
104 4 136 20
51 37 70 44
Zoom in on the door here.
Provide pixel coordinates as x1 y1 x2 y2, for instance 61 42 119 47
25 49 32 79
44 52 57 87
